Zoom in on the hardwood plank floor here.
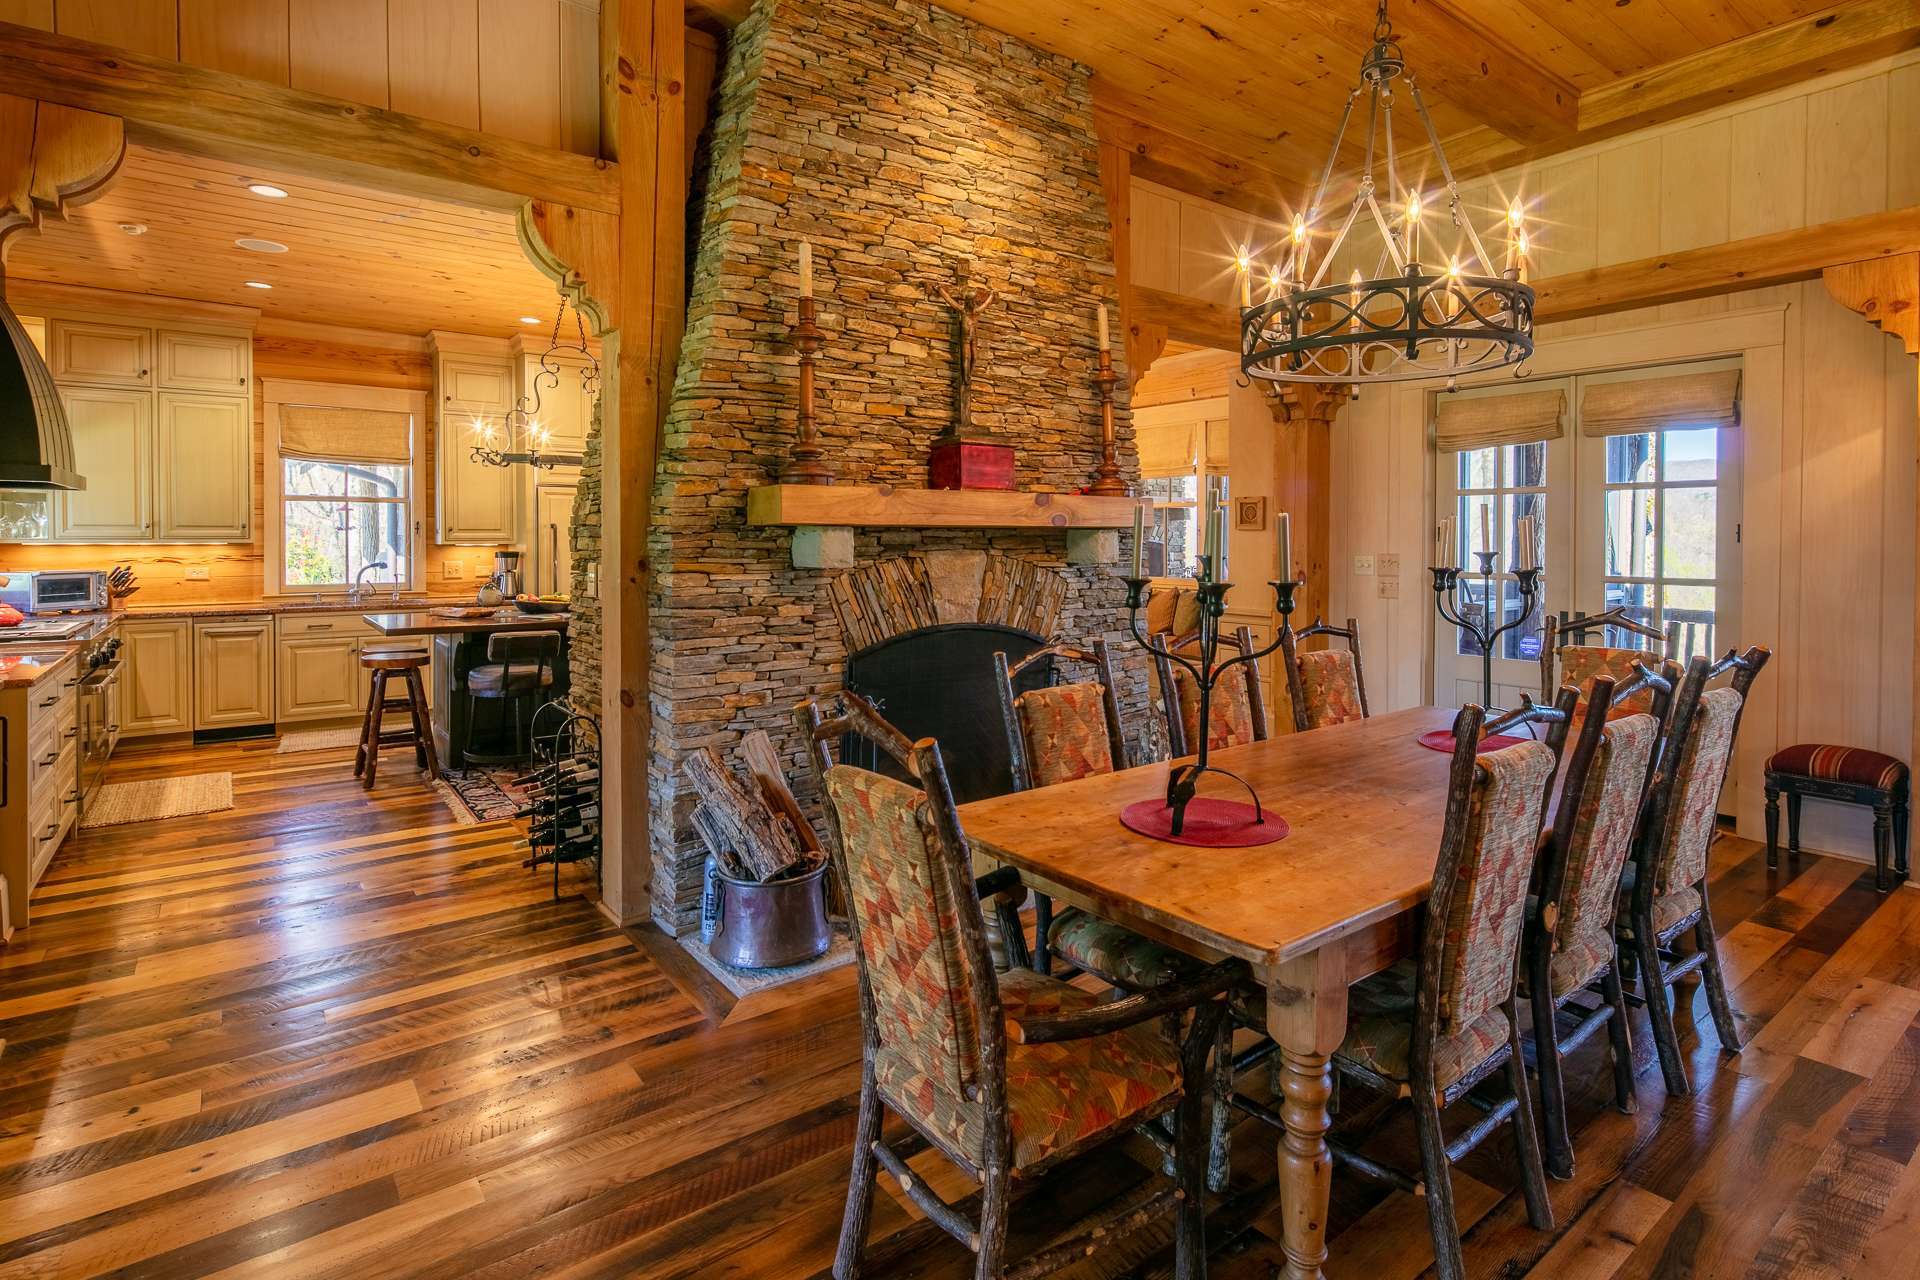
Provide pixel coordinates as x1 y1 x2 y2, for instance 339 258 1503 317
3 735 1918 1278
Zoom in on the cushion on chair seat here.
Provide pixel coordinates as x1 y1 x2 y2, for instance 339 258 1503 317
1766 744 1909 791
467 662 555 695
1618 862 1704 940
1517 933 1615 1002
1332 959 1511 1093
873 967 1183 1173
1048 908 1199 991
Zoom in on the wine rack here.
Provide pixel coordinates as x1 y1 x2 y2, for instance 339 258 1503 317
516 703 602 898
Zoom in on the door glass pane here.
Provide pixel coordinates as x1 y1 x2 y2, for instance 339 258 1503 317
1603 488 1657 577
1504 493 1546 572
1605 433 1657 484
1453 576 1494 657
1458 447 1495 490
1501 579 1545 661
1602 581 1657 637
1664 426 1718 480
1662 485 1716 579
1459 492 1498 562
1505 441 1547 488
1663 584 1718 661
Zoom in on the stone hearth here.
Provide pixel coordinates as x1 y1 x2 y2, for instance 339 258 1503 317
631 0 1144 933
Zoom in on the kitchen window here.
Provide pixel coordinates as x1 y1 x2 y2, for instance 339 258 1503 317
1136 412 1229 579
263 381 428 596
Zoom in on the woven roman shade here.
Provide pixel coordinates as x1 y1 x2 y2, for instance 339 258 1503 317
1136 421 1196 477
1433 389 1566 453
1580 369 1741 437
279 404 412 464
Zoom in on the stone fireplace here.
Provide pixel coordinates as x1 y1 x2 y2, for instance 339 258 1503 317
620 0 1145 933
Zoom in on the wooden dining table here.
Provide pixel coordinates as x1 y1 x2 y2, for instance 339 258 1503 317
958 704 1464 1280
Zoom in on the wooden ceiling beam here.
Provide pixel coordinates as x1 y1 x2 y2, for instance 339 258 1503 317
1093 95 1303 228
0 20 619 215
1374 0 1577 145
1133 203 1920 349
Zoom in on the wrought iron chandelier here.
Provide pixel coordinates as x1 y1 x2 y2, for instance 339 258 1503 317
1240 0 1534 388
469 294 598 470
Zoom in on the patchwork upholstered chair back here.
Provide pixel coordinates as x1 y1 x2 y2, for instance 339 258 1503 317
1542 608 1677 719
1539 680 1660 988
1153 625 1268 757
1424 708 1560 1042
1634 646 1772 901
992 641 1128 791
1281 616 1369 732
796 693 1003 1117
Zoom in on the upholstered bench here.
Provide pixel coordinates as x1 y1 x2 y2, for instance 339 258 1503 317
1764 744 1910 892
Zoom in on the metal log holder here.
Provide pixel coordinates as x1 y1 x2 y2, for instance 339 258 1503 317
1429 550 1543 709
1120 558 1301 836
517 703 602 899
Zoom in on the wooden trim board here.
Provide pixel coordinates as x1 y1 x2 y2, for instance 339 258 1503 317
745 485 1151 529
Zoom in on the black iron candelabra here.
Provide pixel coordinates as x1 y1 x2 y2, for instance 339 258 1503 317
1429 551 1542 709
1121 560 1300 836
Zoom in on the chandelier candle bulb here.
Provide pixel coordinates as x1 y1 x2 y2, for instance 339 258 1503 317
1237 246 1252 307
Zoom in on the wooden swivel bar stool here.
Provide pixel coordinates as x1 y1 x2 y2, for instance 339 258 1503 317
354 651 440 789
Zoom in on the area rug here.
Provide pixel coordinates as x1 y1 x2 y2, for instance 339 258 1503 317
82 773 234 828
275 728 365 754
432 766 530 826
679 929 856 998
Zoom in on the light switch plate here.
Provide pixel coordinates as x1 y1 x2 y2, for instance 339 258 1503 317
184 567 210 582
1377 576 1400 599
1377 553 1401 577
1353 555 1375 576
442 560 464 579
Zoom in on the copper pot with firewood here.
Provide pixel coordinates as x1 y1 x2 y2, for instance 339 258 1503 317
699 856 833 969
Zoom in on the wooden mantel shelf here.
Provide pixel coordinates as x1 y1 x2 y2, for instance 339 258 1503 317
745 485 1149 530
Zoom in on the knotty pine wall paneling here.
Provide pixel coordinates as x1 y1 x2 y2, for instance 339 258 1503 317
387 0 481 129
288 0 389 105
179 0 289 84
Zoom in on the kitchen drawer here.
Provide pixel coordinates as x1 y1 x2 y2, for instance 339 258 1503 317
29 733 76 799
277 613 378 640
27 673 78 734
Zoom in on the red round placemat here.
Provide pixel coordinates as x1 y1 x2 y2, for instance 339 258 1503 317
1417 729 1531 754
1119 797 1290 847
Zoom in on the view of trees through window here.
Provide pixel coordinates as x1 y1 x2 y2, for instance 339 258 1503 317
283 459 411 589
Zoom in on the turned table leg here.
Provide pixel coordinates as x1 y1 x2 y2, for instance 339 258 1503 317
1266 947 1349 1280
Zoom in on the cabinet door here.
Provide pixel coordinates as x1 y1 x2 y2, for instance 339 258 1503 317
156 393 252 541
533 483 577 596
48 320 152 388
54 386 153 541
158 331 251 394
194 620 275 730
521 354 594 454
121 620 193 737
440 357 514 411
277 635 364 722
437 408 516 543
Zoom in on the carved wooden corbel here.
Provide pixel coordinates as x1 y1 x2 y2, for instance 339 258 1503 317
516 199 621 337
1263 382 1354 428
0 95 125 264
1822 254 1919 357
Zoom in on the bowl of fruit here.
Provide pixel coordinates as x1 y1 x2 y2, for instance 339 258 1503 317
514 593 570 615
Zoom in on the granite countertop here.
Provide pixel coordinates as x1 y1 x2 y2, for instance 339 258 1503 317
0 647 78 690
362 608 572 637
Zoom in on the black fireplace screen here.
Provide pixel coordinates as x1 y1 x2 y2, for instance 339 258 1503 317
842 623 1052 804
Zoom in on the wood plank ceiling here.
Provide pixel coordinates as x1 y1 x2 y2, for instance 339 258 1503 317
933 0 1872 193
6 142 565 338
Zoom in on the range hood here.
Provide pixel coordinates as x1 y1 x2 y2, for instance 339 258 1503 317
0 282 85 492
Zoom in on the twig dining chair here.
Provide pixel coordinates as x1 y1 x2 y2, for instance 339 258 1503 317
1280 616 1370 732
1541 607 1679 720
1153 624 1268 757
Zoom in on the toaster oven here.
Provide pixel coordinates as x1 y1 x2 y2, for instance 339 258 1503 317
0 569 109 614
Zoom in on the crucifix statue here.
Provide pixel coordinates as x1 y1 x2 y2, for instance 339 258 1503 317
931 266 998 441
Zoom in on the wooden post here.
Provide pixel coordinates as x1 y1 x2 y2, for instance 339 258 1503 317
1096 137 1167 389
1824 254 1920 779
1266 384 1346 648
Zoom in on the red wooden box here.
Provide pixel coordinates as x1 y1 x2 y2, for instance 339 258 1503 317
928 439 1015 491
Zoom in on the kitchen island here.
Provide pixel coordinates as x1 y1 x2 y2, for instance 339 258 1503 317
362 609 570 767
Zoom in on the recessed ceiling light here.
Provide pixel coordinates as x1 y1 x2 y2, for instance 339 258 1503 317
235 237 288 254
519 316 542 325
119 223 148 236
244 281 273 290
246 183 289 199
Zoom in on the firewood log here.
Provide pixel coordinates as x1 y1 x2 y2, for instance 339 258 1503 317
682 747 806 882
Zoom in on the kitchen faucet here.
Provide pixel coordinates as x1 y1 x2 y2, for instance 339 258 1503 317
348 560 389 604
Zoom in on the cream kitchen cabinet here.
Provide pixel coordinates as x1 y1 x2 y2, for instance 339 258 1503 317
433 343 517 545
277 635 363 722
194 617 275 731
156 393 252 541
158 330 251 394
532 482 577 596
54 386 154 541
121 618 194 737
47 319 152 388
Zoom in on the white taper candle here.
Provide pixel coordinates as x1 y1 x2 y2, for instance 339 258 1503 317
798 240 813 297
1277 511 1293 582
1130 503 1144 578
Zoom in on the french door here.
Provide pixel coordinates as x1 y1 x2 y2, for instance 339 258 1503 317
1434 359 1742 710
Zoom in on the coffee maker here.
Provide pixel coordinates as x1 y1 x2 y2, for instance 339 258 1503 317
487 550 524 602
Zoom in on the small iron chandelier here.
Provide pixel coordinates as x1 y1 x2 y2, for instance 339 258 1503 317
1240 0 1534 389
470 295 599 470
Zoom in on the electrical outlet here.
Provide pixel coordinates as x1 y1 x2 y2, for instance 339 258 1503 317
1377 553 1401 577
442 560 464 580
1353 555 1375 576
1377 576 1400 599
184 567 210 582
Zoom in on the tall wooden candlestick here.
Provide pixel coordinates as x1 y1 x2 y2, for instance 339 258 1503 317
779 294 835 485
1087 345 1127 495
